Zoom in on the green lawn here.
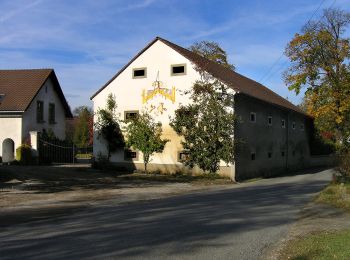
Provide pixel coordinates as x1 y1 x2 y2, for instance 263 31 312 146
280 230 350 260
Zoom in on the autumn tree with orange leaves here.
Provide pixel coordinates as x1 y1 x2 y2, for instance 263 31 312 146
284 8 350 150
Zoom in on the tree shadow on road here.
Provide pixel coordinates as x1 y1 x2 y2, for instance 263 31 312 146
0 175 330 259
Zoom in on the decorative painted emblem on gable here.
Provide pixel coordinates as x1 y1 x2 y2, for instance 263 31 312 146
142 72 176 104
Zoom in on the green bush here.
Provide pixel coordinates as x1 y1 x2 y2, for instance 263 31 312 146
16 144 33 165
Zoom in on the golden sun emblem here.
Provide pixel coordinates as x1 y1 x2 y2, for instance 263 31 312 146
141 72 176 104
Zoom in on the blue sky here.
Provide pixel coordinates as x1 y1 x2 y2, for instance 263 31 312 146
0 0 349 109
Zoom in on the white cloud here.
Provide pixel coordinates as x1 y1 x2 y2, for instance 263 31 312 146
0 0 44 23
116 0 157 12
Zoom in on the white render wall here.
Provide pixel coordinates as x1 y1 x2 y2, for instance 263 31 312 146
0 77 67 160
22 77 67 140
0 117 22 158
92 40 234 177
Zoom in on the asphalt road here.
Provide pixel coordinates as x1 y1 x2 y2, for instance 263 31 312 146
0 169 332 260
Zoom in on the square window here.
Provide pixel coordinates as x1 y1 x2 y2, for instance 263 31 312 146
124 149 138 160
178 151 190 162
268 152 272 158
124 110 139 121
292 122 296 130
281 151 285 157
132 68 146 78
281 119 286 128
250 112 256 123
171 64 186 76
268 116 272 126
251 152 256 161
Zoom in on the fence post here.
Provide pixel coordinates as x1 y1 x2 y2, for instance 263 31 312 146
72 144 75 164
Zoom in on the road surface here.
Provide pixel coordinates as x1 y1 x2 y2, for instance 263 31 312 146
0 169 332 260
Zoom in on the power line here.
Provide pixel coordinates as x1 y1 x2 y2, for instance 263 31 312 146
258 0 329 85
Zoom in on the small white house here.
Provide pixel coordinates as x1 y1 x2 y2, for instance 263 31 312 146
91 37 314 180
0 69 73 163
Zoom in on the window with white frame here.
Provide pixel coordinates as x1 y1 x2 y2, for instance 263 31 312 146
171 64 186 76
268 116 272 126
281 119 286 128
132 68 147 78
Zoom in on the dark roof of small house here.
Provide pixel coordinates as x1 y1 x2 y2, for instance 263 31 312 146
0 69 72 117
91 37 307 116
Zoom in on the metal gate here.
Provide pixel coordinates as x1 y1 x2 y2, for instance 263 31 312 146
38 136 92 164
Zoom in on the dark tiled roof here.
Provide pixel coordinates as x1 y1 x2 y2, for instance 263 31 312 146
0 69 72 117
91 37 306 116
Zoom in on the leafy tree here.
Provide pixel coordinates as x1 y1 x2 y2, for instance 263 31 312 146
73 106 92 117
73 106 93 147
284 8 350 148
170 79 236 174
125 112 168 173
95 94 124 160
189 41 235 70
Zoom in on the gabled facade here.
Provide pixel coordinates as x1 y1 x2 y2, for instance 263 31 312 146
0 69 72 162
91 37 312 180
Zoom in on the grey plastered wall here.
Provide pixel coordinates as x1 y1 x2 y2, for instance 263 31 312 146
234 94 312 180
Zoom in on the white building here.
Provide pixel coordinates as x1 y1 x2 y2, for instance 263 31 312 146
0 69 72 163
91 37 314 181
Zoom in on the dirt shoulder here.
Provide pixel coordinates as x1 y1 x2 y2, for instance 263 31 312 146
0 165 234 215
264 194 350 259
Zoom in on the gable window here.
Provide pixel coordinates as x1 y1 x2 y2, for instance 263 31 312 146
124 149 138 160
250 112 256 123
251 152 256 161
281 119 286 128
49 103 56 124
37 101 44 123
292 122 296 130
132 68 146 78
171 64 186 76
268 116 272 126
124 110 139 122
178 151 190 162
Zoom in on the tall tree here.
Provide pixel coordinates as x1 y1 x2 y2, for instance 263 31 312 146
73 106 93 147
170 79 236 174
189 41 235 70
284 8 350 148
95 94 124 160
125 112 168 173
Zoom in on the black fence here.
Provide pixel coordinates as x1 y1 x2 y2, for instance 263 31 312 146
38 136 92 164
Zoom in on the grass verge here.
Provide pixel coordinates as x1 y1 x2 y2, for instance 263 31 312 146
315 182 350 211
280 230 350 260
